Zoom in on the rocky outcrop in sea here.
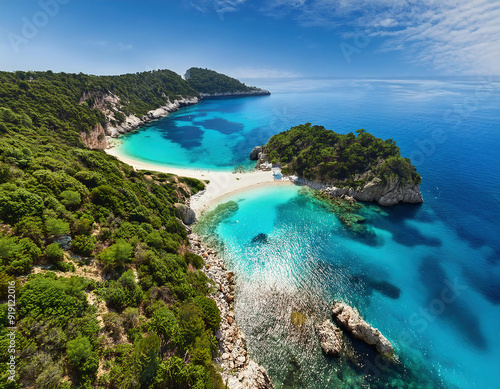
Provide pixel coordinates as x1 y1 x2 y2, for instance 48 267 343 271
188 232 274 389
316 320 343 357
331 302 394 356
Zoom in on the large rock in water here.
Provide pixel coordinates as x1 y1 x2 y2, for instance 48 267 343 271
331 302 394 356
174 203 196 225
250 146 262 160
316 320 343 357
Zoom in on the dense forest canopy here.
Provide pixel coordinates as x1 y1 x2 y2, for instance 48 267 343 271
0 69 200 134
266 123 421 188
0 70 227 388
185 67 267 95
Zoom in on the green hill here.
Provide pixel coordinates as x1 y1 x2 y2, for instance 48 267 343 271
185 67 270 96
0 70 226 388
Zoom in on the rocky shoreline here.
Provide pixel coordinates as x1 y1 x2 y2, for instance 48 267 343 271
200 90 270 98
106 96 200 138
188 232 274 389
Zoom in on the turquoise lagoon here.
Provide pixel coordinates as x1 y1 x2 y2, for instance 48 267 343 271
115 78 500 388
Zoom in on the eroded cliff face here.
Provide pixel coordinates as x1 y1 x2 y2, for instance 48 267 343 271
105 96 199 137
80 123 107 150
323 177 423 206
78 91 199 149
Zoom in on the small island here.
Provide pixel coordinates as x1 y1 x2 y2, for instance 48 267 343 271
251 123 423 206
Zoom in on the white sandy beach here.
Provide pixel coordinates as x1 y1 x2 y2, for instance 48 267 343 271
105 147 292 216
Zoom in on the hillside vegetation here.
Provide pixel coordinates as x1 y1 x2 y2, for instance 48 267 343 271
185 67 268 95
0 70 226 388
265 123 421 188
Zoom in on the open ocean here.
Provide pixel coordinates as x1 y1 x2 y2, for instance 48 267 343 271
115 78 500 388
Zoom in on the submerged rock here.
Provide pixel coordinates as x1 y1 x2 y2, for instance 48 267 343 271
251 233 269 244
331 302 394 356
316 320 343 357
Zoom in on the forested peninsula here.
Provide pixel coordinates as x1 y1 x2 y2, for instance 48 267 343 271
185 68 270 98
0 69 270 388
252 123 423 206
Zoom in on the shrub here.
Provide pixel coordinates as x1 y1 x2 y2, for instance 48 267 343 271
193 296 221 331
45 242 64 263
60 190 81 209
70 235 95 257
185 252 204 269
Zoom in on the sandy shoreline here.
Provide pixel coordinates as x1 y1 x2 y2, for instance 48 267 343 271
105 147 292 216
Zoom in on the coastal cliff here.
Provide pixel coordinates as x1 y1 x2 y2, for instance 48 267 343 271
105 96 199 138
253 123 423 206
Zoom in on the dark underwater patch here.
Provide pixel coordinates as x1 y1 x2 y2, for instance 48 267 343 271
159 125 203 149
352 275 401 299
419 257 487 349
251 233 269 244
198 118 244 135
372 205 441 248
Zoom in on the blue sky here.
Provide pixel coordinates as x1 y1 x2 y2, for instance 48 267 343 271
0 0 499 78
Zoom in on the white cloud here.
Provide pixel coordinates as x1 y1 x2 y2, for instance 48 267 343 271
263 0 500 75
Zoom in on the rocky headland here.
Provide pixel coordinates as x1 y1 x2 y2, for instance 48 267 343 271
188 232 274 389
250 124 424 207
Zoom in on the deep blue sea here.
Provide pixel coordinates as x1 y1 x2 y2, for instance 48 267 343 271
116 78 500 388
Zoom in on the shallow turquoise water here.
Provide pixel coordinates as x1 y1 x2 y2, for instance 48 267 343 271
119 78 500 388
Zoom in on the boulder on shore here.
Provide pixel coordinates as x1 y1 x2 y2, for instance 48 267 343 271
174 203 196 225
331 302 394 356
316 320 343 357
250 146 262 160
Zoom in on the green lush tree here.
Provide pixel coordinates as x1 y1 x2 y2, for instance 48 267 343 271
45 217 70 238
60 190 81 209
45 242 64 263
70 235 95 257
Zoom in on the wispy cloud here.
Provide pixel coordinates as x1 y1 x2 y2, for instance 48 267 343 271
188 0 247 15
263 0 500 75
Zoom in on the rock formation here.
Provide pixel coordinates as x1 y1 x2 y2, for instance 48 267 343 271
316 320 343 357
80 123 107 149
249 146 262 160
175 203 196 225
331 302 394 356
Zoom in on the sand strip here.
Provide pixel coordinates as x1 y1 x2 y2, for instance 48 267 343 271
105 147 292 216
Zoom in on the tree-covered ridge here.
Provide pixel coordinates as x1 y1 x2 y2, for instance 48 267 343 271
185 67 268 95
0 70 200 134
0 74 225 388
266 123 421 188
